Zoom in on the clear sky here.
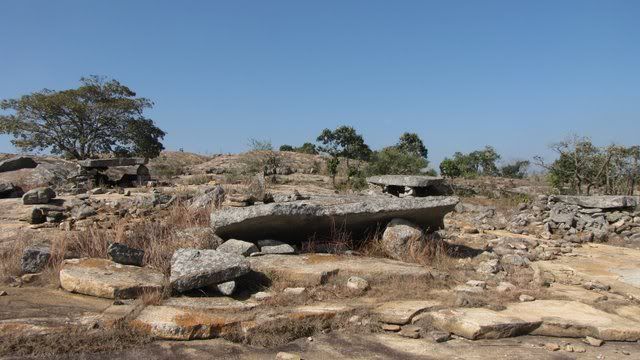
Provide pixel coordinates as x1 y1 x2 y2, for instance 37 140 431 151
1 0 638 168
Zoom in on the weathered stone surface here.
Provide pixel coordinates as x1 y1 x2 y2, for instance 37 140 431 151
78 157 147 168
0 156 37 172
217 239 259 256
249 254 434 287
107 243 144 266
382 218 424 260
71 204 96 220
257 239 296 254
373 300 440 325
367 175 444 188
22 187 56 205
21 245 51 273
211 195 458 241
346 276 369 292
162 296 258 311
170 249 250 293
131 305 248 340
429 308 541 340
59 258 164 299
501 300 640 341
175 227 224 249
554 195 640 209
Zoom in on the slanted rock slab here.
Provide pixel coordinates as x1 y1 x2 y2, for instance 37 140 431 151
212 195 458 241
501 300 640 341
429 308 541 340
59 258 164 299
553 195 640 209
170 249 250 293
373 300 440 325
257 239 296 254
216 239 259 256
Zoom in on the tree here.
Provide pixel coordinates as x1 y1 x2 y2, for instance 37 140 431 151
297 142 318 155
316 126 371 185
367 147 428 176
247 138 273 151
0 76 165 159
500 160 530 179
279 144 294 151
396 132 428 158
439 146 501 178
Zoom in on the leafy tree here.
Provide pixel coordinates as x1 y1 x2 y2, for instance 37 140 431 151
500 160 530 179
0 76 165 159
439 146 501 178
279 144 294 151
317 125 371 185
297 142 318 155
367 147 428 176
396 132 428 158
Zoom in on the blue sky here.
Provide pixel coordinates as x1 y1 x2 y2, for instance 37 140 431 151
1 0 638 168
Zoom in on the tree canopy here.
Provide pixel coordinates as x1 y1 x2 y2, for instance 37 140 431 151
439 146 501 178
395 132 428 159
0 76 165 159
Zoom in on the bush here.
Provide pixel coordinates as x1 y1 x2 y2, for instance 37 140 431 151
366 147 427 176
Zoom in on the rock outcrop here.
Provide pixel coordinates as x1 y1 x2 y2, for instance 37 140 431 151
22 187 56 205
169 249 250 293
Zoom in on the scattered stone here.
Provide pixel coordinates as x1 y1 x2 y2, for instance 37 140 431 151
26 208 46 224
22 187 56 205
466 280 486 289
72 205 97 220
462 226 479 234
428 330 450 343
454 285 484 294
0 156 37 172
346 276 370 293
253 291 273 301
382 218 424 260
275 352 302 360
496 282 516 292
170 249 250 293
585 336 604 347
21 273 41 283
216 239 259 256
90 187 105 195
399 325 421 339
283 287 306 296
107 243 144 267
382 324 401 332
216 280 236 296
21 245 51 274
59 258 164 299
583 281 611 291
477 259 500 274
0 182 23 198
554 195 638 209
257 239 296 254
373 300 440 325
0 291 7 296
544 342 560 351
519 294 536 302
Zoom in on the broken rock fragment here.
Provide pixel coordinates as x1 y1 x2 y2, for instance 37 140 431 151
170 249 250 293
217 239 259 256
107 243 145 267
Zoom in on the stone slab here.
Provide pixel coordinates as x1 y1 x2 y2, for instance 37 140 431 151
429 308 541 340
553 195 640 209
212 195 458 241
373 300 440 325
78 157 148 168
366 175 444 188
59 258 165 299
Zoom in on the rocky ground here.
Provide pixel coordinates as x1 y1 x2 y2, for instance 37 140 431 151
1 151 640 359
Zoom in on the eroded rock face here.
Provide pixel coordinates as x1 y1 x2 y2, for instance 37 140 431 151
22 187 56 205
170 249 250 293
0 156 37 172
382 218 424 261
59 258 164 299
211 195 458 242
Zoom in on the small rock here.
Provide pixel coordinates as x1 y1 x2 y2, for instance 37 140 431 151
519 294 536 302
462 226 479 234
253 291 273 301
72 205 97 220
477 259 500 274
257 240 296 254
107 243 144 267
0 291 7 296
275 352 302 360
90 187 106 195
428 331 450 343
585 336 604 347
21 245 51 273
466 280 486 289
21 273 41 283
399 325 421 339
283 287 306 295
170 249 251 293
544 342 560 351
382 218 424 261
346 276 370 293
496 282 516 293
583 281 611 291
22 187 56 205
382 324 401 332
216 239 259 256
216 280 236 296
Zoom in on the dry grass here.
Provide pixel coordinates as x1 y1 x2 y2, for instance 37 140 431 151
0 322 152 358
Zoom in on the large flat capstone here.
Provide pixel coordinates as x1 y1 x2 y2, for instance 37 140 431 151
366 175 444 188
212 195 458 241
78 157 148 168
553 195 640 209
